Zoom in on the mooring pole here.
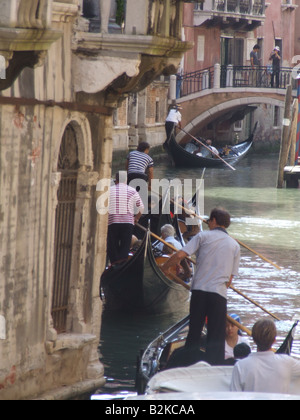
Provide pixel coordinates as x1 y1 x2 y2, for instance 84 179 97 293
288 99 298 166
277 84 292 188
295 75 300 165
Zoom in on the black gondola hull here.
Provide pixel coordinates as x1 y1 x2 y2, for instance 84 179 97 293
100 234 190 315
166 132 254 169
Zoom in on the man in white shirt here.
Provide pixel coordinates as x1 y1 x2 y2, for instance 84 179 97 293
231 319 300 395
164 105 182 147
161 208 240 365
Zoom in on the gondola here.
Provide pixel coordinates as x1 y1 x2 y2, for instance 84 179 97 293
136 316 299 395
100 200 193 315
165 124 257 169
100 230 190 315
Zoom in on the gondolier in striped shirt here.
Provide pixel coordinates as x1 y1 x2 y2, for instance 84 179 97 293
107 172 144 265
126 142 154 188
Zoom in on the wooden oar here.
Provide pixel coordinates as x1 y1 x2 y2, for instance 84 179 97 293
150 189 282 271
234 239 282 271
136 223 281 323
168 198 282 271
179 128 237 171
230 285 281 322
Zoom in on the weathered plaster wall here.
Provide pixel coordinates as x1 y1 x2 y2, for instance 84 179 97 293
0 11 109 400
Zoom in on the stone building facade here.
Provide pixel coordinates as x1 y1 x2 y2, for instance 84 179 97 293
112 78 170 151
0 0 191 400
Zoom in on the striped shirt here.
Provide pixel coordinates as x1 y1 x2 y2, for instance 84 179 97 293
127 151 154 175
108 183 144 225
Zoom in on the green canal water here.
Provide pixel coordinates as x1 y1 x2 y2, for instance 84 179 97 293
97 153 300 396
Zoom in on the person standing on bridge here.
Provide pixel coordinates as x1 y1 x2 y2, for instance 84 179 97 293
250 44 261 87
164 104 182 149
269 46 281 89
250 44 261 68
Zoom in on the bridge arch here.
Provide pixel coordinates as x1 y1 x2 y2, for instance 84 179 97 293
176 88 287 142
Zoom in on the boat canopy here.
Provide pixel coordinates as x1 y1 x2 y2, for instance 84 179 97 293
146 362 300 397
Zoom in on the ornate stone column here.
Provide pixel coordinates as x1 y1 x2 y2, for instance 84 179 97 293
83 0 112 33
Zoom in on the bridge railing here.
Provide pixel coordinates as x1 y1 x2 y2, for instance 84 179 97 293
220 65 297 90
179 67 215 97
178 64 297 99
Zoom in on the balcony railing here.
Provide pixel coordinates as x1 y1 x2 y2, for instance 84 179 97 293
82 0 184 39
178 65 298 98
212 0 265 16
194 0 266 30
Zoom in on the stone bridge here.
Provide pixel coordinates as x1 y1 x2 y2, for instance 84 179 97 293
174 65 297 142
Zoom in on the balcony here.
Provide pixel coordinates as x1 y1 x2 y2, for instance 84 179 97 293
73 0 193 98
0 0 63 90
281 0 298 11
194 0 266 30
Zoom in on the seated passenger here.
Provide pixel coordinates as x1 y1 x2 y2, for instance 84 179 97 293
231 319 300 394
176 200 201 243
220 145 232 157
185 142 198 154
186 138 205 155
156 224 182 253
130 237 143 254
193 146 203 157
234 343 251 361
225 314 250 361
206 140 219 158
157 225 192 282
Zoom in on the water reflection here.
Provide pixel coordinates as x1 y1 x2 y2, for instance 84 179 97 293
98 154 300 394
98 310 187 393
